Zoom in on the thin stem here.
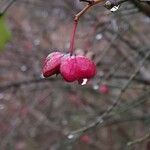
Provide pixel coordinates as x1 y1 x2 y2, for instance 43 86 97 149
69 21 78 55
74 4 92 21
69 0 104 55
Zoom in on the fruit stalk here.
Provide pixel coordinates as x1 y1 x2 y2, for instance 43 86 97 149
69 20 78 55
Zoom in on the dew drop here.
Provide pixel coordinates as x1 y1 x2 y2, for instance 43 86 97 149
67 134 74 139
93 84 99 90
40 74 45 79
34 39 40 46
110 5 120 12
20 65 27 72
95 33 102 40
81 78 88 85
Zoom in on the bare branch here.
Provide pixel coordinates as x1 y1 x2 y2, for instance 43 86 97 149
127 132 150 146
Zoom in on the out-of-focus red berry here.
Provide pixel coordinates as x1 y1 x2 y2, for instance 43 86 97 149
99 84 109 94
80 134 91 144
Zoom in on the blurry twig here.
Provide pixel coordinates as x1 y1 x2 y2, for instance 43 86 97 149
103 115 150 128
127 132 150 146
0 74 149 92
95 34 119 64
0 0 16 16
0 78 56 91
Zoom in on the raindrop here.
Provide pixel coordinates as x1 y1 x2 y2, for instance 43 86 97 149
81 78 88 85
110 5 120 12
20 65 27 72
34 39 40 46
40 74 45 79
93 84 99 90
67 134 74 139
95 33 102 40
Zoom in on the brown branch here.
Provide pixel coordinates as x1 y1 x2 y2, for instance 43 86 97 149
74 0 104 21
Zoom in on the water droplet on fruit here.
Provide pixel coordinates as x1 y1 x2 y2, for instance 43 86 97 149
81 78 88 85
67 134 74 139
110 5 120 12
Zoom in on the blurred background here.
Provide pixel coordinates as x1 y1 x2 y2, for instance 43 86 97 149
0 0 150 149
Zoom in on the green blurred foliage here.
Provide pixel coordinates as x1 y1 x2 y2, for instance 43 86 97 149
0 16 11 51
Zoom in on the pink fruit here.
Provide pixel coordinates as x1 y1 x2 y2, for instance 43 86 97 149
99 84 109 94
76 56 96 80
60 55 78 82
42 52 63 77
42 52 97 83
60 55 96 82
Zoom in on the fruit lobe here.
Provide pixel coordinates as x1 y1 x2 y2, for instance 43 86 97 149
60 56 78 82
60 55 96 82
42 52 63 77
76 56 96 80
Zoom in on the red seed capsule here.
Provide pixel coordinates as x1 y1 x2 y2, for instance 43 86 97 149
60 55 96 82
60 56 78 82
76 56 96 80
42 52 63 77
